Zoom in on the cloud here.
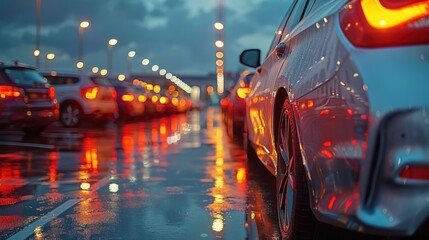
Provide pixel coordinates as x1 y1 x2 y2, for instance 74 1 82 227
0 0 288 75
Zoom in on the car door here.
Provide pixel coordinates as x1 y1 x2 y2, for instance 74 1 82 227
253 0 311 168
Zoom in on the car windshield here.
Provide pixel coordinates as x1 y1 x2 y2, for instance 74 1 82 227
91 76 113 87
4 68 47 86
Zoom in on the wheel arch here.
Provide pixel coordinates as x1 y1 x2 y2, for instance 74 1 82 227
274 87 316 208
60 99 83 112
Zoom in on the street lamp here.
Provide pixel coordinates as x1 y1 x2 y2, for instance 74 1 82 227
45 53 55 70
151 65 159 72
78 20 90 70
107 38 117 75
127 50 136 75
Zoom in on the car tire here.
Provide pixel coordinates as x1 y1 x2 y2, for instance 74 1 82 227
276 101 317 240
60 102 82 128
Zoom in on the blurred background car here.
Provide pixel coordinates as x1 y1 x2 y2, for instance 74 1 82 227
0 62 58 135
221 70 253 139
43 71 117 128
240 0 429 239
108 78 144 121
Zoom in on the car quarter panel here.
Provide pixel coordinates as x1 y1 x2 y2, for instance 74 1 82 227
273 0 353 215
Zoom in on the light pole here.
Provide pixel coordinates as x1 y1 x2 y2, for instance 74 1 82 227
35 0 41 68
107 39 117 75
77 21 89 70
45 53 55 70
127 50 136 75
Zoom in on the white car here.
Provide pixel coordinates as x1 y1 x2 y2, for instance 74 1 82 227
43 71 118 127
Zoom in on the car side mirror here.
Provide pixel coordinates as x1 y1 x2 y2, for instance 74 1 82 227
239 49 261 68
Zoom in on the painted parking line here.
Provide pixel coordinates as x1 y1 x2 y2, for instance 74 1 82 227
90 175 111 192
0 141 55 150
7 199 81 240
6 175 111 240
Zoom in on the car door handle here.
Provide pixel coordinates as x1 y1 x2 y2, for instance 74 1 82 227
275 42 288 58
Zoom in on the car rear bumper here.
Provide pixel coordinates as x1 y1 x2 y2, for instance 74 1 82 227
82 100 118 119
0 105 59 128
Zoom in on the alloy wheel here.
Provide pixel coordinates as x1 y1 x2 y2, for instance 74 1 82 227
276 104 296 237
61 103 81 127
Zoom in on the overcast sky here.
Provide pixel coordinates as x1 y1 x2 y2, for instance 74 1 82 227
0 0 289 76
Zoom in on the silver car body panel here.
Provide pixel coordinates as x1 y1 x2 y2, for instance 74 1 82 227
246 0 429 236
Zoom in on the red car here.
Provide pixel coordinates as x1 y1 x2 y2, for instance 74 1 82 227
221 70 253 139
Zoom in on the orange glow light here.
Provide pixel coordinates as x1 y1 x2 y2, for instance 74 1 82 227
237 87 250 99
138 95 147 102
82 86 99 100
361 0 429 29
159 96 168 104
236 168 246 183
151 95 159 103
121 94 135 102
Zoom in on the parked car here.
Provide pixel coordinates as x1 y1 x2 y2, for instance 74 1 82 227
221 70 253 139
108 78 144 121
43 71 117 128
240 0 429 239
0 62 58 134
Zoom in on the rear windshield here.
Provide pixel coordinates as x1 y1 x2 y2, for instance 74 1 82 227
4 68 47 86
91 76 113 87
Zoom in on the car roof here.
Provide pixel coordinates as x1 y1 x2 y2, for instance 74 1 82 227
40 70 102 78
0 61 36 70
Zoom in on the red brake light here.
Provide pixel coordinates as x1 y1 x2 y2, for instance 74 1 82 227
112 89 117 99
399 165 429 180
340 0 429 47
81 86 99 100
48 87 56 99
0 86 22 99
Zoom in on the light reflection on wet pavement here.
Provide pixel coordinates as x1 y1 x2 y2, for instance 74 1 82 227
0 107 279 240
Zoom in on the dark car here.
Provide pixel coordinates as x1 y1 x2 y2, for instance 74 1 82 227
0 62 58 134
108 79 144 121
221 70 253 139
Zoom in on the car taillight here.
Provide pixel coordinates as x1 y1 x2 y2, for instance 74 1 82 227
80 86 99 100
121 94 135 102
112 89 117 99
399 164 429 180
48 87 56 99
340 0 429 47
237 87 250 99
0 85 23 99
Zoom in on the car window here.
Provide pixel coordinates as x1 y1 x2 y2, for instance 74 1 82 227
91 76 113 87
45 76 79 85
281 0 310 41
267 0 297 56
4 68 47 86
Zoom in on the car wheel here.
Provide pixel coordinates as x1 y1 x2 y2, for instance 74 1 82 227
276 101 316 240
60 102 82 128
